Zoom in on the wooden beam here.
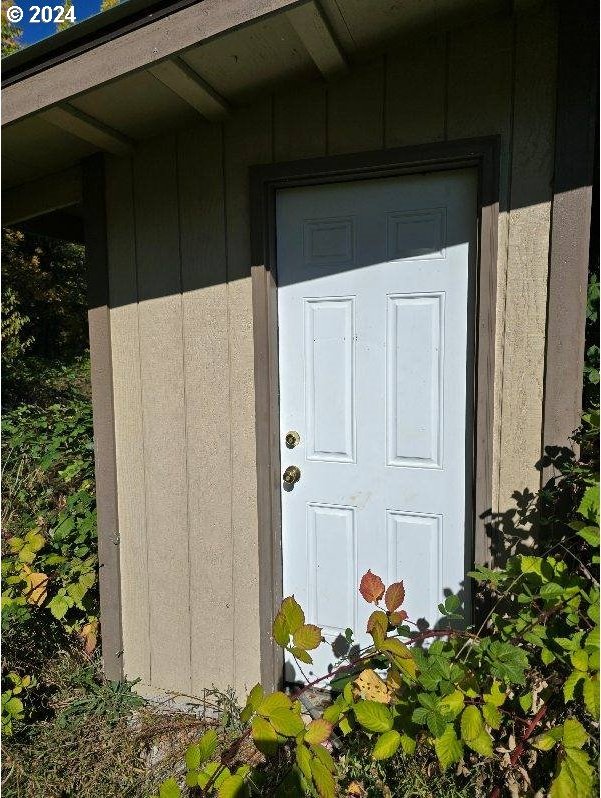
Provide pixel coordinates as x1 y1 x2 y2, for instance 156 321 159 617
2 0 302 126
17 209 85 244
148 57 229 121
2 165 81 225
40 104 133 156
286 1 347 79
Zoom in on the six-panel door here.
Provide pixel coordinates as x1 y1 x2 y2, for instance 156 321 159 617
277 170 477 680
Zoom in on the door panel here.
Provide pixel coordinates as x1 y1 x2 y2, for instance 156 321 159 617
277 169 477 680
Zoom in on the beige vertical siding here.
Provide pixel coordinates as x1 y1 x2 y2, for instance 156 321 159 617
106 6 558 695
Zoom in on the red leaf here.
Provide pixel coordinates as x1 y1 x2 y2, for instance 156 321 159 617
389 610 408 626
384 581 405 612
359 570 385 604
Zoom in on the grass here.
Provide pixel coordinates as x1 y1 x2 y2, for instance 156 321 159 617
337 743 486 798
2 639 484 798
2 647 221 798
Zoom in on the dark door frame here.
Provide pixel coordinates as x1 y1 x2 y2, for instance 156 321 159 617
250 136 499 690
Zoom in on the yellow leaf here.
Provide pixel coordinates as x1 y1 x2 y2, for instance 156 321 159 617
24 571 48 606
80 620 98 655
380 638 418 679
353 669 392 704
346 782 366 797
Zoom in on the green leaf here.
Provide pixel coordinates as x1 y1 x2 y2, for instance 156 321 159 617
426 710 448 738
289 646 313 664
550 748 594 798
273 611 290 647
248 683 264 710
293 624 322 650
322 703 344 724
533 726 564 751
483 681 506 707
542 647 556 665
366 610 388 642
466 729 493 757
519 693 533 713
564 671 586 703
48 594 70 619
258 691 292 717
304 719 332 745
570 649 589 672
438 690 465 719
434 724 463 770
379 638 417 679
311 744 336 773
217 774 247 798
562 718 588 749
576 526 600 546
269 709 305 737
198 729 219 763
310 757 337 798
158 778 181 798
251 716 279 756
241 683 264 723
578 484 599 525
372 729 401 760
482 703 502 730
280 596 305 634
487 641 529 685
540 582 566 600
399 733 416 755
295 744 313 781
198 763 231 790
353 701 393 733
185 743 201 771
583 674 599 720
460 705 483 743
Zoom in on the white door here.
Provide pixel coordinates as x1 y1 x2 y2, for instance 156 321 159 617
277 169 477 680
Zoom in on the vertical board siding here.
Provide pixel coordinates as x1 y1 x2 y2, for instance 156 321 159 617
498 4 557 506
446 14 514 513
224 100 272 698
274 81 327 161
133 137 191 691
109 7 559 693
385 32 446 147
105 156 150 683
328 59 385 154
177 123 235 694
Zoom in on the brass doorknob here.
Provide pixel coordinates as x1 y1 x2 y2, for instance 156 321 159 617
283 465 301 485
285 430 301 448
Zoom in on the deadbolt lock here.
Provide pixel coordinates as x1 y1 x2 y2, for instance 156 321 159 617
285 430 301 448
283 465 301 485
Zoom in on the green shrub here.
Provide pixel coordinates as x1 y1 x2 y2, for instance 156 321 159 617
155 412 599 797
1 361 98 734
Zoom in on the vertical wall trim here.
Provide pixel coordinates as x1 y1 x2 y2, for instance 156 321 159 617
83 154 124 681
543 0 597 453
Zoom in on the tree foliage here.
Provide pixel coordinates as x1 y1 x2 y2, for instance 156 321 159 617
1 0 22 56
2 229 88 404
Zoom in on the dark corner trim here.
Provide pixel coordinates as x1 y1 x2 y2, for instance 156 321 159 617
83 154 124 681
543 0 598 456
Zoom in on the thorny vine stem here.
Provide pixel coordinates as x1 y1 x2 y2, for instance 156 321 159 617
488 702 548 798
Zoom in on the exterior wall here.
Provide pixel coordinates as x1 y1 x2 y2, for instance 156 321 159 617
104 5 558 697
